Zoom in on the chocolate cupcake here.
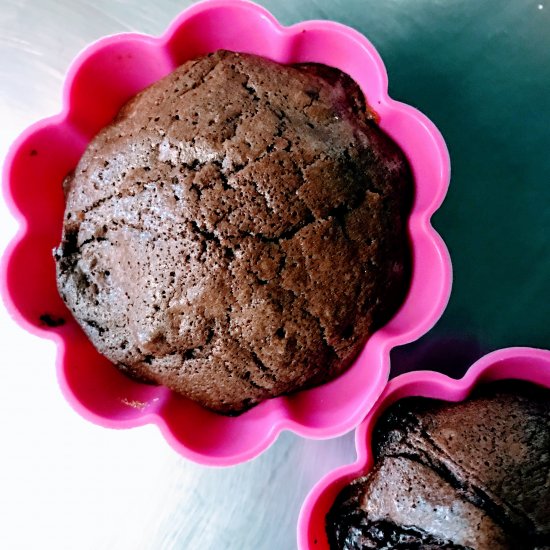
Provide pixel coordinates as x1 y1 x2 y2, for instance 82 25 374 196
54 50 412 414
326 382 550 549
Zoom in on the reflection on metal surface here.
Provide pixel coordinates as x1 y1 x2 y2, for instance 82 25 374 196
1 0 549 548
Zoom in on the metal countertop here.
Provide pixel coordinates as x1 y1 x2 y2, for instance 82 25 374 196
1 1 548 548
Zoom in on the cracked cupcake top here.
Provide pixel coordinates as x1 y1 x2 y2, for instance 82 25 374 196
54 50 412 414
326 381 550 549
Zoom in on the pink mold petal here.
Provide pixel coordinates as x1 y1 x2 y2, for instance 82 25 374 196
298 347 550 549
1 0 451 466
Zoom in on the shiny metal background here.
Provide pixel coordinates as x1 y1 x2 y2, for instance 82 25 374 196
1 1 548 549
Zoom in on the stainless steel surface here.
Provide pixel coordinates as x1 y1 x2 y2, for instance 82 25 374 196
1 1 549 549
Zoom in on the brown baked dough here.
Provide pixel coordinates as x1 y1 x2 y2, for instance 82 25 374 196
327 382 550 549
55 50 412 413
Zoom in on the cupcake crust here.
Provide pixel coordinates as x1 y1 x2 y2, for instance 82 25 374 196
55 50 412 413
327 382 550 549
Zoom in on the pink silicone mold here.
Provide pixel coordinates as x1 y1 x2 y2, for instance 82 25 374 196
298 347 550 549
1 0 451 465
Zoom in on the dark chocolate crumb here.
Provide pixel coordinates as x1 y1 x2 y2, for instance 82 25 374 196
39 313 66 327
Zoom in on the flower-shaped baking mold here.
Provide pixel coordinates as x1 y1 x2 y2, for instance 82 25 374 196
298 347 550 549
1 0 451 465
